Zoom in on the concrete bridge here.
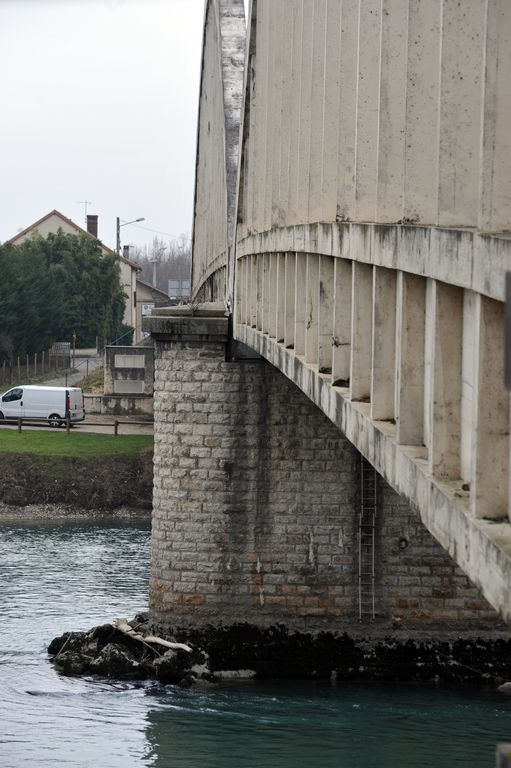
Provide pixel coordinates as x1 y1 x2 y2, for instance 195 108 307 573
145 0 511 633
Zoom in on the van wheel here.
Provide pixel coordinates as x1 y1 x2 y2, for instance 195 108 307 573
0 411 4 420
48 414 62 428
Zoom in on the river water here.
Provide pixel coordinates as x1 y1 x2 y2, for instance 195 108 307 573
1 519 510 768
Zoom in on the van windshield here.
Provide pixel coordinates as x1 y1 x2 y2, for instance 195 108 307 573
2 388 22 402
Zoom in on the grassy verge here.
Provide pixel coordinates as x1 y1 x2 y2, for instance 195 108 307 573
76 366 104 393
0 430 153 457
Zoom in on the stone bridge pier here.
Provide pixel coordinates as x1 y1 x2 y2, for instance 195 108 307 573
146 304 500 636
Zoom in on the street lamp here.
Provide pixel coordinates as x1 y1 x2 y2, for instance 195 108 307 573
116 217 145 256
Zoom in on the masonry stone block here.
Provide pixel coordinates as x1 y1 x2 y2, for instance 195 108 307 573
147 308 502 633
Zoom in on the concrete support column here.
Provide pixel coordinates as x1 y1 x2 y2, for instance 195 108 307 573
403 0 441 224
244 257 251 326
336 0 358 220
287 2 304 225
479 0 511 233
350 261 373 401
235 258 244 327
256 254 263 331
308 0 327 222
471 295 509 520
354 0 380 223
284 252 296 349
276 254 286 343
428 281 463 479
320 0 342 220
250 255 257 328
295 252 307 356
370 266 397 421
269 253 278 338
305 254 319 365
296 1 314 225
332 258 352 385
395 271 425 446
437 0 484 227
376 0 408 222
262 253 270 334
318 256 335 374
461 290 476 483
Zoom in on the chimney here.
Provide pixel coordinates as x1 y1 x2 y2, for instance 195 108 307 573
86 215 98 238
123 245 131 260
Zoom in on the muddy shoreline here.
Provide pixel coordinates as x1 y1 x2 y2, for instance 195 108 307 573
0 452 153 510
0 502 150 521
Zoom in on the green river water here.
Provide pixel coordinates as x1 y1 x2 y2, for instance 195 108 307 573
0 520 510 767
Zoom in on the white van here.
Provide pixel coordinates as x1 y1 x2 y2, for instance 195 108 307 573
0 386 85 427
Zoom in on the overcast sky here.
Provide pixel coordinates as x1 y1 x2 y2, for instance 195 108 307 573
0 0 247 252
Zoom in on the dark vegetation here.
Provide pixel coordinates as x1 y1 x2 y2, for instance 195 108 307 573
0 431 153 456
0 446 153 508
0 230 128 361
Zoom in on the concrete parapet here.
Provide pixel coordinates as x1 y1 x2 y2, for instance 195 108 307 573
143 304 228 344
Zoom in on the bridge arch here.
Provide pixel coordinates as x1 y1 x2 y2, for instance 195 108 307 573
147 0 511 630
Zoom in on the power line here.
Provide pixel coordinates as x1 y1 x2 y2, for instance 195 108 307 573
129 223 191 242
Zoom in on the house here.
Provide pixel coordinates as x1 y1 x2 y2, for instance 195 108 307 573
135 277 170 343
7 210 140 334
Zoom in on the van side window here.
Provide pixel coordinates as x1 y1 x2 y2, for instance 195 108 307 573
2 388 22 402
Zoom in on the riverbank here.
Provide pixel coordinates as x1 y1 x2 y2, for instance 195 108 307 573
0 435 153 510
48 616 511 688
0 502 150 521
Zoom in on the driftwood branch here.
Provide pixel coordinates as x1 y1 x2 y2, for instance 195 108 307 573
114 619 192 653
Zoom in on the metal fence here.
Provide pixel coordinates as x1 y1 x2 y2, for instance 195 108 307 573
0 350 72 388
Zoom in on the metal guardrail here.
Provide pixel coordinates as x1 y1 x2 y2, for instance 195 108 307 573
0 417 153 435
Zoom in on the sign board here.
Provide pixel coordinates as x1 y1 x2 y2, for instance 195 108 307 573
141 303 155 317
168 279 191 299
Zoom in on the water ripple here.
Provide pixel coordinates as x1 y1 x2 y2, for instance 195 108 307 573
1 520 510 768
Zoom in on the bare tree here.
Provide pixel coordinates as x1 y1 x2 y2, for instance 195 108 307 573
133 237 191 293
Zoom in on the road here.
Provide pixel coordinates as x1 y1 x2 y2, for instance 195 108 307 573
0 349 153 435
43 348 103 388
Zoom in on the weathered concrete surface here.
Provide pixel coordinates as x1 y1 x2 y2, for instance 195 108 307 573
237 1 511 236
84 393 154 417
191 0 246 302
104 345 154 397
236 222 511 304
180 0 511 633
235 323 511 624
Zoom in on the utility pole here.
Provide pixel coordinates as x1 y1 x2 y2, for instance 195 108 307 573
72 331 76 371
150 258 158 287
116 216 145 257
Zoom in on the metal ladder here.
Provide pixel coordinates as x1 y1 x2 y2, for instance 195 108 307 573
358 456 378 621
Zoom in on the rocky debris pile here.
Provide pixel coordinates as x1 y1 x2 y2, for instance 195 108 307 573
48 614 213 688
49 619 511 686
